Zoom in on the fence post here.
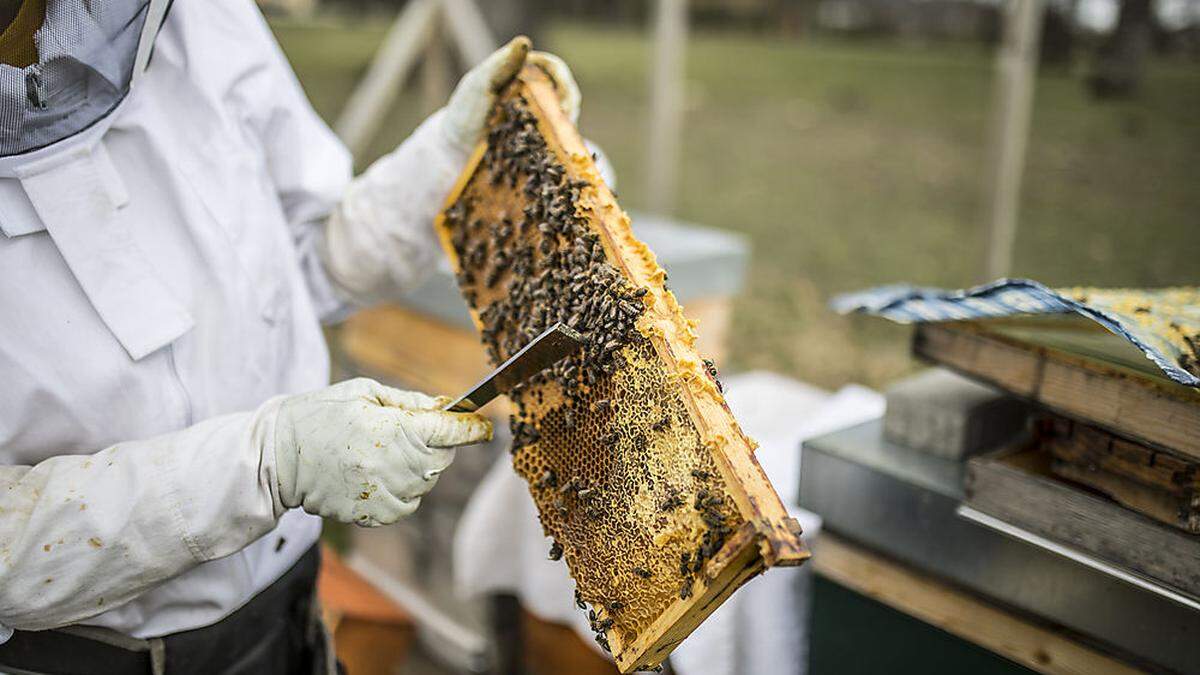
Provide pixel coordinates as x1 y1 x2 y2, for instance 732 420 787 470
646 0 689 216
983 0 1045 281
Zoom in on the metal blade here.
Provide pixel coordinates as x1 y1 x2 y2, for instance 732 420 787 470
445 323 585 413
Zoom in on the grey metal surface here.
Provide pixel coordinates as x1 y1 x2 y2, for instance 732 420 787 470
445 323 583 412
402 214 750 329
958 506 1200 612
799 420 1200 674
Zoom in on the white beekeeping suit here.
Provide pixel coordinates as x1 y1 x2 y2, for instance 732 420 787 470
0 0 578 662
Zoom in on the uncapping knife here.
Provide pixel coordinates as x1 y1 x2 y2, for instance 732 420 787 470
445 323 585 413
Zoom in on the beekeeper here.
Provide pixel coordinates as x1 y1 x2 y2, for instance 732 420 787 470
0 0 579 672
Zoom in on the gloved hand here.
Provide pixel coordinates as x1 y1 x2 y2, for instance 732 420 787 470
272 378 492 527
442 36 582 152
319 37 582 306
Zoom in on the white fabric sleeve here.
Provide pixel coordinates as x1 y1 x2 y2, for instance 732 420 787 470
320 109 470 307
211 0 356 323
0 403 283 635
209 0 469 314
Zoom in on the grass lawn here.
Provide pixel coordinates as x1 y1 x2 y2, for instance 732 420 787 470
272 17 1200 390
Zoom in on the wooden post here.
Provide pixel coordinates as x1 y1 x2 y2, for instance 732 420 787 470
982 0 1044 281
333 0 499 158
421 12 453 117
333 0 440 156
646 0 688 216
442 0 497 66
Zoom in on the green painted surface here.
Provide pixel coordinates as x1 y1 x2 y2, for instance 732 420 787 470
809 576 1035 675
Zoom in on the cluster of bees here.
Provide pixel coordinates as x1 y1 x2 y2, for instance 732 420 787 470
558 457 733 655
532 445 631 656
575 586 626 656
443 93 652 647
443 90 734 672
445 97 648 412
535 468 604 523
658 469 733 601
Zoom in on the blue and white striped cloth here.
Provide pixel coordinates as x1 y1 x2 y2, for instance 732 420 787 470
832 278 1200 388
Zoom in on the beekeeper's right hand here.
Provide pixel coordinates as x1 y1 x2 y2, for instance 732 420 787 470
273 378 492 527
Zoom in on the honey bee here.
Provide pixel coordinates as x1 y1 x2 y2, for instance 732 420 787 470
536 469 558 489
659 492 684 512
558 477 580 494
703 358 724 393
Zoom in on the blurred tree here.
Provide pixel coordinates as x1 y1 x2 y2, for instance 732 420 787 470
530 0 648 24
777 0 820 36
1088 0 1159 97
1039 4 1074 66
478 0 545 44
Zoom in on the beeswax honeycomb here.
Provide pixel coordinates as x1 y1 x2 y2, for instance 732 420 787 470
435 67 807 672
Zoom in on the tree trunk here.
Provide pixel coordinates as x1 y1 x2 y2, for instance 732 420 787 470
1088 0 1154 98
477 0 546 44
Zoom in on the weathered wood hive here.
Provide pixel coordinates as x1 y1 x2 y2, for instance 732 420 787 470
434 66 808 672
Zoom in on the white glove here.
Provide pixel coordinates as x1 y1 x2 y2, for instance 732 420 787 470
320 37 582 306
528 51 582 125
443 36 582 151
273 378 492 527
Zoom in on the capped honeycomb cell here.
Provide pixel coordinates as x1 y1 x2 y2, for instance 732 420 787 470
434 66 808 673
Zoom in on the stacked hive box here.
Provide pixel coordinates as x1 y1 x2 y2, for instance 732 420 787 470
1036 415 1200 534
434 67 807 672
907 320 1200 611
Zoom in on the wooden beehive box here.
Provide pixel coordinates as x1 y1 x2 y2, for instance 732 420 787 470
434 66 808 672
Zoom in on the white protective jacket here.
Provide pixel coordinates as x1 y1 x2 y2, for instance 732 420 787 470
0 0 464 641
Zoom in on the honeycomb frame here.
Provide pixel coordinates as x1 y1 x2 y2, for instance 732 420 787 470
434 67 809 672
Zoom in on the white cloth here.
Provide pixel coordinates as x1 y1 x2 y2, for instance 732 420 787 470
453 371 885 674
0 0 459 641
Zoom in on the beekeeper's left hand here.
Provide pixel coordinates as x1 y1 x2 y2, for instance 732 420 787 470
441 37 581 150
320 37 581 306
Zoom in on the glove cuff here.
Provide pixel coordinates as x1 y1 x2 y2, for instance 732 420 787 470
254 394 295 518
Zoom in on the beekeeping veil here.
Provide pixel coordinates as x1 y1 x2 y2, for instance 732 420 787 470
0 0 171 156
